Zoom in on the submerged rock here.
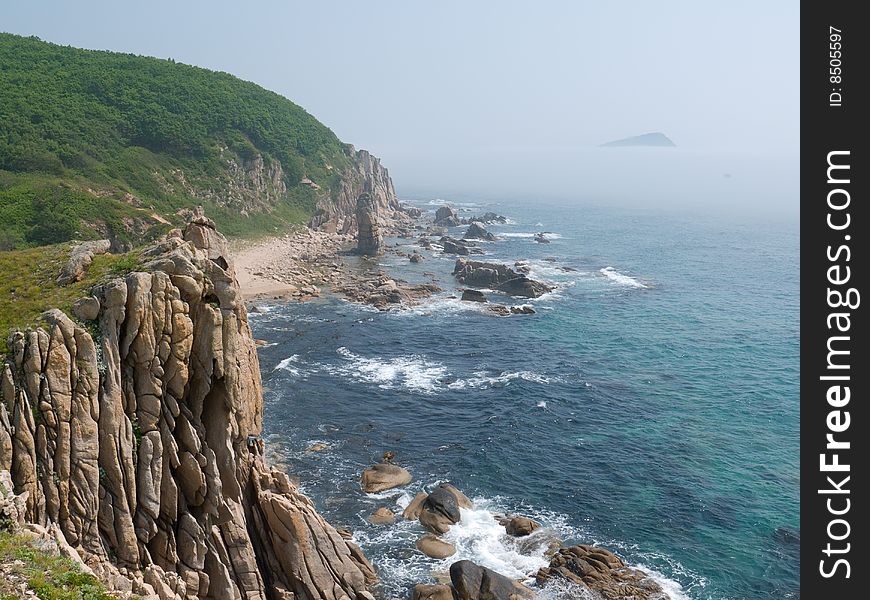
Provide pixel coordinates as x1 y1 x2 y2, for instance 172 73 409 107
453 258 553 298
461 289 488 303
534 232 550 244
369 507 396 525
361 463 412 493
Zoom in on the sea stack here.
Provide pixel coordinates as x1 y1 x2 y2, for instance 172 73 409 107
356 192 384 255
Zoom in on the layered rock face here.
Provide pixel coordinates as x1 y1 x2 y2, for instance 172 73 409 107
310 147 404 234
0 213 375 600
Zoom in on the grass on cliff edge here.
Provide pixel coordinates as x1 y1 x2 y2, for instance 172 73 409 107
0 531 116 600
0 244 141 356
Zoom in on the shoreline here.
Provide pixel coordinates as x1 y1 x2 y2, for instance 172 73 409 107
232 228 354 301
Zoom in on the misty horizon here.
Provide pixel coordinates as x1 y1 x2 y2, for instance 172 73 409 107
4 0 798 215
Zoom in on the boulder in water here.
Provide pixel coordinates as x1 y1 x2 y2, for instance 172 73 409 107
368 507 396 525
461 289 488 303
416 534 456 559
536 545 669 599
360 463 412 493
435 206 461 227
463 222 496 241
403 492 428 520
501 515 541 537
453 258 553 298
450 560 536 600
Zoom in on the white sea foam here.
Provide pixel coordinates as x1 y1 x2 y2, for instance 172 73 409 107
273 355 301 376
440 505 552 580
448 370 553 390
600 266 648 288
325 347 448 394
499 232 537 238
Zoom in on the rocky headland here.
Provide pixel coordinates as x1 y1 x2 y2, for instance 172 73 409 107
1 212 377 600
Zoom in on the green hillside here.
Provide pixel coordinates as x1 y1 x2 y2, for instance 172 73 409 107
0 33 353 249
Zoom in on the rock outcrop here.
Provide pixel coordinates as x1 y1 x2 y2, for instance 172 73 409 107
463 223 496 241
356 193 383 255
434 206 460 227
439 237 483 256
310 147 409 235
460 212 507 225
537 545 669 600
453 259 553 298
57 239 111 285
1 211 377 600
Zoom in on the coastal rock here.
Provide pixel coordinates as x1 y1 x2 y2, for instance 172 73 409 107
412 583 454 600
403 492 428 521
410 253 424 263
463 222 496 241
450 560 535 600
453 259 553 298
510 305 536 315
369 507 396 525
2 213 379 600
440 237 483 256
356 192 384 255
536 545 669 600
534 233 550 244
460 212 507 225
361 463 412 493
461 289 487 303
416 534 456 559
434 206 461 227
501 516 541 537
419 486 462 534
57 239 111 285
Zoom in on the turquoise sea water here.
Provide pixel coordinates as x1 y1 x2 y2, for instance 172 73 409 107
250 195 799 599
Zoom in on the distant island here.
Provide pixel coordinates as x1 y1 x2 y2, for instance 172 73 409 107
600 132 676 147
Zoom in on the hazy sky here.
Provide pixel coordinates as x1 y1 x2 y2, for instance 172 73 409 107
4 1 799 208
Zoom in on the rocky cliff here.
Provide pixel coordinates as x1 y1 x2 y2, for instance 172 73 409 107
0 213 376 600
310 147 403 234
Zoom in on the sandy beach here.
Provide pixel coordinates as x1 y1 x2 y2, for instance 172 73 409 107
232 228 354 301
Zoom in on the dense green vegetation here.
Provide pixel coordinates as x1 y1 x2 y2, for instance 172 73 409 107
0 531 116 599
0 33 351 249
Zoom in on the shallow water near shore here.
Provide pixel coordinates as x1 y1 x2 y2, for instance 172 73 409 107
250 196 799 600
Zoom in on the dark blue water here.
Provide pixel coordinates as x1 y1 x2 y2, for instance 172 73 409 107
250 197 799 600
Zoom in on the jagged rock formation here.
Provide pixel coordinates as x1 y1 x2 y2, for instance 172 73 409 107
453 259 553 298
537 545 669 599
1 212 376 600
434 206 460 227
463 223 496 241
310 147 406 235
355 193 383 256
